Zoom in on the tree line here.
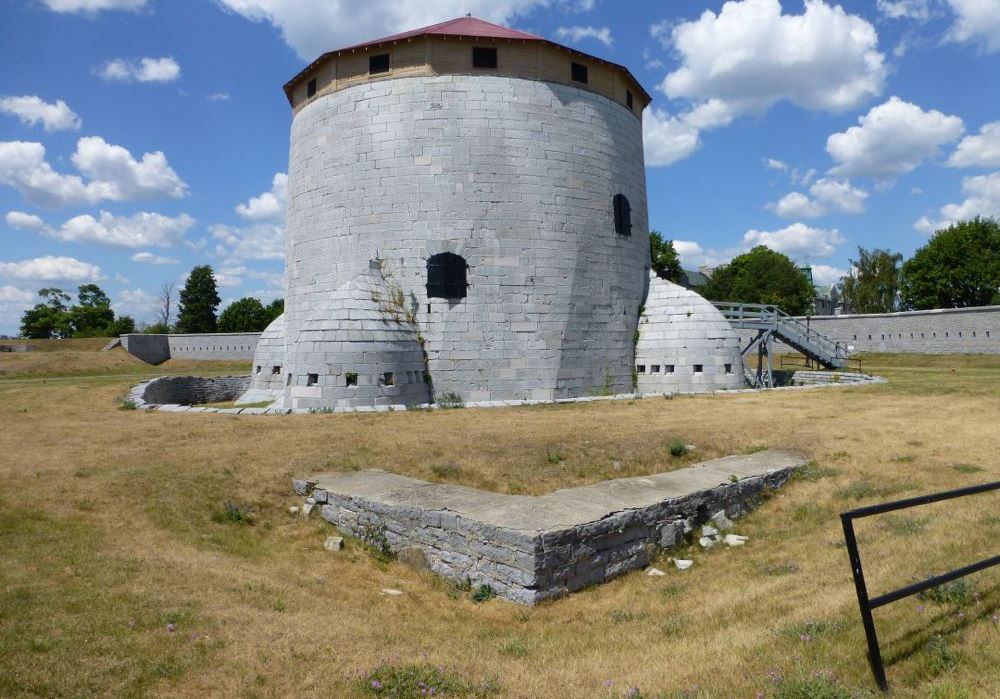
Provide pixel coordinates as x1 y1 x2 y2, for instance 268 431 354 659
20 264 283 339
651 218 1000 316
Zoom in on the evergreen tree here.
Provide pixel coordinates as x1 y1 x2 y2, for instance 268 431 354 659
264 298 284 325
176 265 221 333
901 217 1000 309
702 246 814 315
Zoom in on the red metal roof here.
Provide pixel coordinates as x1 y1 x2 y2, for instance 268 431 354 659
336 16 545 52
283 16 651 106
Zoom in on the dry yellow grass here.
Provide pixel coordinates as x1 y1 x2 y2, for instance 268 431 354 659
0 354 997 698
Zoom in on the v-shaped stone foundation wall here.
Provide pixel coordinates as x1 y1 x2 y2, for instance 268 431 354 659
296 450 805 604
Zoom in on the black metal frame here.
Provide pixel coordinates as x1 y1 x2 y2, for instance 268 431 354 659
840 481 1000 692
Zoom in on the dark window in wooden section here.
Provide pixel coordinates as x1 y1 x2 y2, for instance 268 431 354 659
571 62 588 84
369 53 390 74
426 252 468 299
613 193 632 236
472 46 498 69
626 90 633 110
307 78 317 97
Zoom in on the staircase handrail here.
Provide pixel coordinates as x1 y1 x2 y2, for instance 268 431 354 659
714 302 849 364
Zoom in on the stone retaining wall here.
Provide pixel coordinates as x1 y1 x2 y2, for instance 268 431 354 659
134 376 251 407
298 451 805 604
736 305 1000 355
121 333 261 364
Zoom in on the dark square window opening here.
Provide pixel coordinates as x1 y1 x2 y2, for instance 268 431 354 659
637 365 646 374
426 252 468 299
725 363 733 374
307 78 317 98
693 364 704 374
626 90 633 110
306 373 319 386
382 372 395 387
472 46 498 69
665 364 675 374
346 372 358 387
369 53 390 74
571 62 588 84
651 364 661 374
271 365 281 375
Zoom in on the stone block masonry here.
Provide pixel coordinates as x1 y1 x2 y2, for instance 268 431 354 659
298 450 805 604
121 333 261 364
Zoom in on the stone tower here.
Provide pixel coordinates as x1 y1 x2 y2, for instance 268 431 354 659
245 16 654 409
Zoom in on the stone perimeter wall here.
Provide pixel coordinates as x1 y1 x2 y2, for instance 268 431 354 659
300 464 799 604
736 305 1000 355
121 333 261 364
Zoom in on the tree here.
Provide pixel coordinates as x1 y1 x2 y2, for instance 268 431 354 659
20 288 72 339
649 231 684 283
838 247 903 314
155 282 175 330
901 217 1000 310
218 297 269 332
701 246 814 315
176 265 221 333
264 298 284 325
68 283 115 336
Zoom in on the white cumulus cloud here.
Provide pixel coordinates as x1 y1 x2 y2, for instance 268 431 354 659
947 122 1000 168
810 264 848 286
0 256 103 282
213 0 552 60
743 222 846 259
946 0 1000 52
877 0 934 21
642 109 701 167
914 171 1000 233
0 137 187 208
770 178 869 219
660 0 886 125
211 223 284 262
826 97 965 180
235 172 287 221
764 158 789 171
112 287 157 322
39 0 147 12
97 57 181 83
8 209 195 248
131 252 180 265
554 25 613 48
0 95 81 132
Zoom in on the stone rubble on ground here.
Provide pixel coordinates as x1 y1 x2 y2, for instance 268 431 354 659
324 536 344 552
381 588 404 596
302 501 314 516
672 558 694 571
645 567 666 577
711 510 734 531
288 505 300 514
724 534 749 547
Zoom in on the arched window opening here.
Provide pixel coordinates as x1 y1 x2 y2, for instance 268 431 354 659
426 253 468 299
613 193 632 236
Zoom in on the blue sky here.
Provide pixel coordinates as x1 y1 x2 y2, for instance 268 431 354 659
1 0 999 334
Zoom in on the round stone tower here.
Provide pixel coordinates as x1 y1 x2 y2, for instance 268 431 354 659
248 16 653 409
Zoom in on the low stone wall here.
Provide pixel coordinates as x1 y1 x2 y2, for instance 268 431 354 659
791 370 883 386
0 344 37 352
298 450 805 604
133 375 251 407
121 333 261 364
736 305 1000 355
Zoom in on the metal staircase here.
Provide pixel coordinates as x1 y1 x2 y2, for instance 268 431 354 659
714 302 849 388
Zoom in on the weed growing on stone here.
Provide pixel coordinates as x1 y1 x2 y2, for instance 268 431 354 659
211 502 253 525
435 391 465 409
667 440 686 458
359 524 395 563
117 395 137 410
472 584 497 603
308 406 335 414
919 579 973 606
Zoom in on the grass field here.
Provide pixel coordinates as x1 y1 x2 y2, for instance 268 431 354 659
0 345 997 698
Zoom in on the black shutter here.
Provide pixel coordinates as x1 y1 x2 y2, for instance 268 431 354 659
427 253 467 299
613 194 631 236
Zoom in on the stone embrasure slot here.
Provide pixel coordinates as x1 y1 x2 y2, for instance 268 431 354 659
296 450 806 604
